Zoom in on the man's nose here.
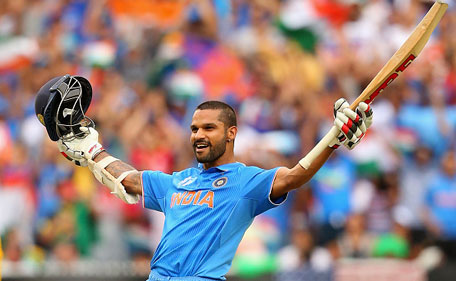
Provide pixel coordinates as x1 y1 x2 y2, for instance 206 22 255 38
194 129 206 140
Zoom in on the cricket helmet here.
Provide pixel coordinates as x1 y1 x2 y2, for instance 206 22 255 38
35 74 93 141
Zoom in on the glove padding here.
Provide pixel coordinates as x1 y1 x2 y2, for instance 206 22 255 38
329 98 373 150
57 127 104 166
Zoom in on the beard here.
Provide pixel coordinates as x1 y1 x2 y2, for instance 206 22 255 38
193 136 227 163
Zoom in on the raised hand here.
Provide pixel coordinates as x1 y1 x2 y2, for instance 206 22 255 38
329 98 373 150
57 127 104 166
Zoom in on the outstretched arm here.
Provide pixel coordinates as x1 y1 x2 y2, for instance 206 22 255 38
93 151 143 195
271 147 334 199
57 127 141 204
271 99 373 199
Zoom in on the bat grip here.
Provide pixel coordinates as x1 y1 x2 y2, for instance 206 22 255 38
299 126 339 169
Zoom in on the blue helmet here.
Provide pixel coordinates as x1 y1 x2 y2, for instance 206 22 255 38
35 74 93 141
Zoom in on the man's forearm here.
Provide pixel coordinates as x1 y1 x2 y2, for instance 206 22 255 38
93 151 142 195
271 147 335 199
290 146 335 188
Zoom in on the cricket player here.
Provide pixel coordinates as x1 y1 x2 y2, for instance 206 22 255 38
35 75 373 281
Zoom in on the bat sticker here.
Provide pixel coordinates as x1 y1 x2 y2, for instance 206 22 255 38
365 54 416 104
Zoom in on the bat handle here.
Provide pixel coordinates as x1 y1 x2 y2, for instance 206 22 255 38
299 126 340 169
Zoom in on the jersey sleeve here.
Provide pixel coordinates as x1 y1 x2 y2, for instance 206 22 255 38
141 170 172 212
242 167 287 216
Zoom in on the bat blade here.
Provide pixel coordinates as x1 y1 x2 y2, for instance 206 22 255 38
299 1 448 169
348 0 448 110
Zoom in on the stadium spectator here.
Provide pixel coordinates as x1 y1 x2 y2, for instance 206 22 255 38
1 0 456 280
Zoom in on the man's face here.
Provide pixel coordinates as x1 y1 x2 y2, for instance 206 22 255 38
190 109 228 163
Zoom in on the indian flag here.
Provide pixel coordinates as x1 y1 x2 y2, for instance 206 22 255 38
0 36 39 73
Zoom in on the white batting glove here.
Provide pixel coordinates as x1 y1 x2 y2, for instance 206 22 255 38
329 98 373 150
57 127 104 166
58 140 87 166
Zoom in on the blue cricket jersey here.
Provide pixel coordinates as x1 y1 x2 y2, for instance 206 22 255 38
141 162 286 280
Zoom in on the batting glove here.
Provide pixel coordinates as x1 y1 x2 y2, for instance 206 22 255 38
329 98 373 150
57 127 104 166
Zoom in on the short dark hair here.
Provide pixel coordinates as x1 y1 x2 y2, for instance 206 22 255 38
196 101 237 127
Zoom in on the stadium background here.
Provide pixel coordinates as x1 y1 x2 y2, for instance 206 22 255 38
1 0 456 280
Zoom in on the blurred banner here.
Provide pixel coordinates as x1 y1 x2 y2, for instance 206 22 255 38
335 259 426 281
1 259 429 281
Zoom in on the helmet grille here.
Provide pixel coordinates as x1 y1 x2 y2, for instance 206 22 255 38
53 75 94 141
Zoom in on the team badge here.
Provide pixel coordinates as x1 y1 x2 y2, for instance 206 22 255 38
212 177 227 188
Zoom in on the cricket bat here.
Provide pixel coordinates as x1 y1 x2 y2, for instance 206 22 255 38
299 0 448 169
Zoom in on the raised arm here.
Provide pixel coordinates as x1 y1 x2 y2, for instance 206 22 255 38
57 127 142 204
271 98 373 199
271 147 334 199
93 151 143 196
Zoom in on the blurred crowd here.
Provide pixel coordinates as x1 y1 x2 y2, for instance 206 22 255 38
2 0 456 280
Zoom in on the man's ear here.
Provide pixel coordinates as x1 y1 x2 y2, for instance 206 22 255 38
227 126 237 143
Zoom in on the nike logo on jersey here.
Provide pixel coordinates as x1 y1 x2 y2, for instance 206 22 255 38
170 191 214 208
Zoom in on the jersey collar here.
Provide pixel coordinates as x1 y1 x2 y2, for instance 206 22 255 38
198 162 245 173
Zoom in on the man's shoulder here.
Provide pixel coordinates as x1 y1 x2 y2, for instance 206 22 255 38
144 167 199 178
236 165 279 180
173 167 200 178
238 165 262 172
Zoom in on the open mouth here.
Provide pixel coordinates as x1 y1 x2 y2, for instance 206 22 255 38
194 142 209 153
